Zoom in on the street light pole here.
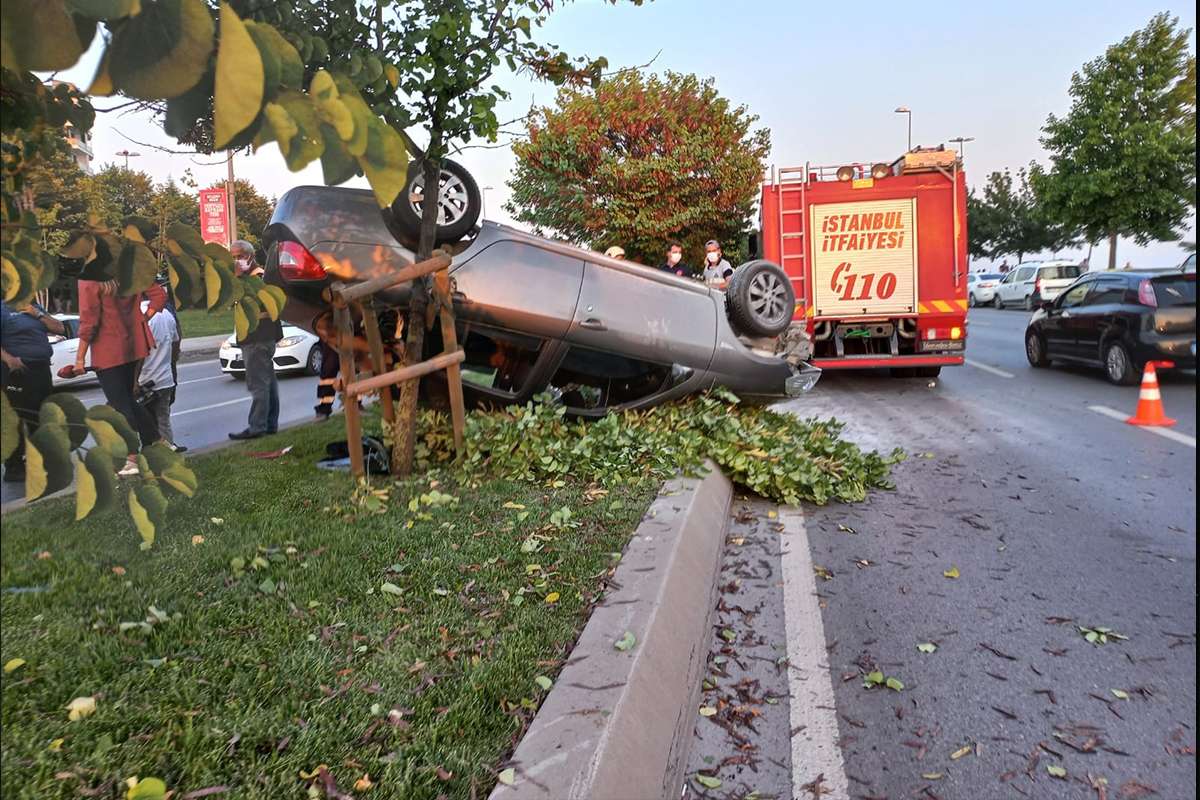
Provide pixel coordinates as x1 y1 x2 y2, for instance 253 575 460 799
115 149 140 170
225 151 238 251
949 136 975 159
894 107 912 152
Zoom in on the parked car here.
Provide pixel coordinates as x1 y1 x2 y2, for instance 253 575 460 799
1178 253 1196 274
48 315 97 388
261 185 817 414
218 324 323 378
1024 269 1196 384
967 272 1004 307
993 261 1083 310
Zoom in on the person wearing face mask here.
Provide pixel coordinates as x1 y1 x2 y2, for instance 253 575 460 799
658 242 688 277
702 240 735 288
228 240 283 440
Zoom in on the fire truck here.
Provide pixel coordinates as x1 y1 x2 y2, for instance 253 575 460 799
759 147 968 376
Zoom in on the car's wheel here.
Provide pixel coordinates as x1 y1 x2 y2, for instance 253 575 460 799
992 294 1003 309
387 158 481 245
968 293 977 308
1023 294 1034 311
915 366 942 378
1103 341 1138 385
1025 331 1050 367
725 260 795 337
230 372 245 381
305 344 323 376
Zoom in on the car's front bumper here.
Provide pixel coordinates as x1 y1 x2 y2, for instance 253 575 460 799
785 364 822 395
219 342 310 374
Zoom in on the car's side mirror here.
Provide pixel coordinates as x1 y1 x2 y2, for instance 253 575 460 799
1040 299 1055 311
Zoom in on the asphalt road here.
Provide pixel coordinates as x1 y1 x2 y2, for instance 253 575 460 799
1 359 320 506
689 306 1196 799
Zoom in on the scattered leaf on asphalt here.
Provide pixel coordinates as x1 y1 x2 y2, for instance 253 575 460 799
695 774 722 789
943 566 960 579
813 565 834 581
1047 765 1067 779
614 631 636 651
534 676 552 691
885 677 905 691
497 768 516 785
917 643 937 654
3 658 26 673
1110 689 1129 700
837 524 857 534
66 696 97 721
699 706 717 717
921 773 944 780
863 670 884 687
721 628 736 642
950 745 972 760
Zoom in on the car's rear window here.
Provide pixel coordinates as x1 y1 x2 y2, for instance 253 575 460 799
1152 276 1196 307
1039 265 1081 279
978 273 1003 280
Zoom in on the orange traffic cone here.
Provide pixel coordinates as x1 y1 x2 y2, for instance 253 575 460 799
1126 361 1176 427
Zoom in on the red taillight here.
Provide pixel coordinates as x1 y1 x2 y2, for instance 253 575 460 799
1136 278 1157 307
277 241 326 281
1035 278 1043 294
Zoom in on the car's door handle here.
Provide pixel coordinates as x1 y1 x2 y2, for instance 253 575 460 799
579 318 607 331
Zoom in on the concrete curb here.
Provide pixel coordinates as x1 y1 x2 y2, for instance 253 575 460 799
489 460 733 800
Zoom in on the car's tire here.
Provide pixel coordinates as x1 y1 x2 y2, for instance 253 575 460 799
968 293 977 308
725 260 795 337
1103 341 1139 385
1023 294 1034 311
992 294 1003 309
1025 330 1050 367
387 158 481 245
305 344 323 376
915 366 942 378
230 372 245 381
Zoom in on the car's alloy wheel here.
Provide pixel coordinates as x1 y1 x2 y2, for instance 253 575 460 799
1026 331 1049 367
725 260 795 337
748 271 790 327
386 158 482 245
408 169 471 227
1104 342 1137 385
993 294 1003 309
968 293 976 308
306 344 323 376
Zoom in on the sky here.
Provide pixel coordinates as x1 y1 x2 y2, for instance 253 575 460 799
53 0 1196 269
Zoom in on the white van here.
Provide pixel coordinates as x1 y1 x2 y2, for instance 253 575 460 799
993 261 1083 310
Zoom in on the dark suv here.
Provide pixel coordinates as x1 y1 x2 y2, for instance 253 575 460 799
1024 269 1196 384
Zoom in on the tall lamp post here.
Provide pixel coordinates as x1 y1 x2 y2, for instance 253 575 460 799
894 107 912 152
115 149 140 170
949 136 975 159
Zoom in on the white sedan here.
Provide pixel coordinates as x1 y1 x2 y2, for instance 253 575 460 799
967 273 1005 307
48 314 97 388
218 325 323 378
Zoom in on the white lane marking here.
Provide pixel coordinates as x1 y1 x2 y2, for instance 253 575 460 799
965 358 1015 379
778 506 850 800
172 397 250 417
1088 405 1196 448
176 375 226 386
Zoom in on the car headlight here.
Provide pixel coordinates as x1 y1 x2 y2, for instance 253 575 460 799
224 336 236 347
278 336 305 347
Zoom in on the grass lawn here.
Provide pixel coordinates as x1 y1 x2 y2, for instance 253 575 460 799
175 307 234 340
0 417 655 799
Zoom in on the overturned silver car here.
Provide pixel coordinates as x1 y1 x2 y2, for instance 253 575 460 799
263 185 818 414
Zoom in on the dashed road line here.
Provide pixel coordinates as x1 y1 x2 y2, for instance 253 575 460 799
965 358 1015 379
778 506 850 800
1088 405 1196 448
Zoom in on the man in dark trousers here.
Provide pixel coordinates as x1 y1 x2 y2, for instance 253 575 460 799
1 299 66 482
228 241 283 439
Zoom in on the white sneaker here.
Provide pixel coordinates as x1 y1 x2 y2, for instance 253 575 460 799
117 458 139 477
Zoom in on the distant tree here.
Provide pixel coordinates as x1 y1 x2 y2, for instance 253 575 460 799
507 71 771 268
85 165 157 229
1033 13 1196 269
966 187 997 260
231 179 274 246
973 167 1078 264
22 139 93 251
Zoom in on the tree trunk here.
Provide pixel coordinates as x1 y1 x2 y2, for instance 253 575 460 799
393 128 443 476
1107 232 1117 270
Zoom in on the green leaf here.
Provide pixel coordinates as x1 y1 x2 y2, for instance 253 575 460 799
166 222 206 259
917 642 938 654
205 260 236 311
253 22 302 89
86 405 138 458
357 113 408 207
127 776 168 800
1 392 21 463
257 577 276 594
885 677 905 691
534 675 552 691
25 424 73 500
76 448 116 519
241 20 280 100
943 566 960 579
164 70 214 139
1110 689 1129 700
694 775 722 789
319 123 359 186
863 670 884 686
1 0 95 72
116 242 158 296
65 0 140 19
265 90 324 172
108 0 214 100
213 3 264 148
39 394 86 450
614 631 636 651
130 483 168 550
380 582 403 596
3 658 26 673
1046 765 1067 779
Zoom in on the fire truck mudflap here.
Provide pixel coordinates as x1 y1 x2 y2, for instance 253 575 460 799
760 148 968 373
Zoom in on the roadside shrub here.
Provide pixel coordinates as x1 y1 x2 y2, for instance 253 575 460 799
413 391 902 505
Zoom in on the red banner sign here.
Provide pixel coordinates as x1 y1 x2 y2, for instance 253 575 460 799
199 188 229 247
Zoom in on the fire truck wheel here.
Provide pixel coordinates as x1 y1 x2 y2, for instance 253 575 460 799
890 368 916 378
1025 331 1051 367
915 366 941 378
725 260 795 337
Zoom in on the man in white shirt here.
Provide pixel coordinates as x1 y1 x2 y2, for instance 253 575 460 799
138 300 184 452
702 240 735 288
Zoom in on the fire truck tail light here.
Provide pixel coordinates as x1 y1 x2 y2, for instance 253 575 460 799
950 327 962 340
925 327 965 341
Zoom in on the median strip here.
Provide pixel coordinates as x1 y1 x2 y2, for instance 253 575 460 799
1088 405 1196 448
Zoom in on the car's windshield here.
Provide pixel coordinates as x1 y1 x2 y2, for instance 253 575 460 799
1039 265 1081 279
1152 276 1197 307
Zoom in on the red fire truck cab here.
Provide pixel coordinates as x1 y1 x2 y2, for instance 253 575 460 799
760 147 968 376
